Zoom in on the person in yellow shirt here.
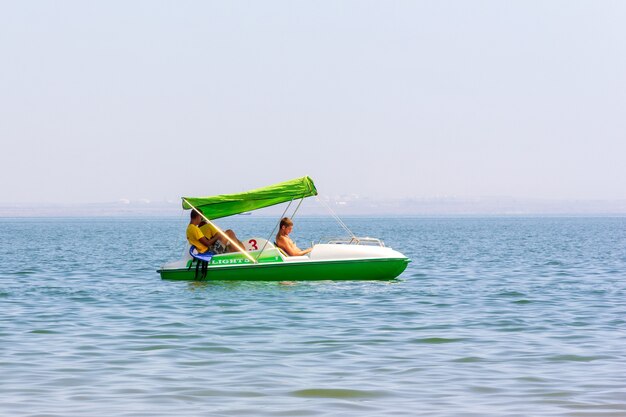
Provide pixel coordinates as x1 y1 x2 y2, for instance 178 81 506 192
198 220 219 241
186 210 244 254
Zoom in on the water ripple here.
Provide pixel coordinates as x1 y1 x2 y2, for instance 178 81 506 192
1 217 626 416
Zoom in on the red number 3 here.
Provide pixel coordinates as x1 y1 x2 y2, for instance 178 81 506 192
248 239 258 250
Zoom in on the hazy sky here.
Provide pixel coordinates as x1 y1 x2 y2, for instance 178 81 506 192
1 1 625 204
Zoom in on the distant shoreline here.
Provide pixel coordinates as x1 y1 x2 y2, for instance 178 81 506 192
1 197 626 218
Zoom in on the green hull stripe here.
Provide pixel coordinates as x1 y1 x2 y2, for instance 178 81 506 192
158 258 410 281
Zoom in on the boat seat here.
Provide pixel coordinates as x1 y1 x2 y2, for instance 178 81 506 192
189 246 215 262
274 241 310 261
188 246 214 280
274 242 288 257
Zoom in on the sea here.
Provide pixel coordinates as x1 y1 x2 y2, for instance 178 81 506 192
1 216 625 417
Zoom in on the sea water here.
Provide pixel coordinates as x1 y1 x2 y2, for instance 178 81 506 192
1 216 625 417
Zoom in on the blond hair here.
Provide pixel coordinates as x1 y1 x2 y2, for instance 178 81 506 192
279 217 293 229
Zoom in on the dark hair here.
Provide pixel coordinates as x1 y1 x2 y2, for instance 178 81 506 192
191 210 201 220
279 217 293 229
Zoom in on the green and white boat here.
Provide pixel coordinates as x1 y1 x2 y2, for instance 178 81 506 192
158 176 410 281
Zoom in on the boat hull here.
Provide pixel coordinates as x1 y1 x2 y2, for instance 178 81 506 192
158 257 409 281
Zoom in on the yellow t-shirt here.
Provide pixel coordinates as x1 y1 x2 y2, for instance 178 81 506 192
199 222 219 239
186 224 209 253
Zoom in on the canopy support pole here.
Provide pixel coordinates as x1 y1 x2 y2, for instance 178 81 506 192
289 197 305 221
316 196 357 240
255 198 294 261
182 198 257 264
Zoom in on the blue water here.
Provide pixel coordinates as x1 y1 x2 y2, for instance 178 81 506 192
1 216 626 416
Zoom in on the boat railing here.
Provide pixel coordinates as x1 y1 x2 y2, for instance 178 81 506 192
324 237 386 247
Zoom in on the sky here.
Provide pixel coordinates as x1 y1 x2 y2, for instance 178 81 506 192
1 1 625 204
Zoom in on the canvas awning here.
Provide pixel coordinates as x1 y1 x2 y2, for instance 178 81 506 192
182 176 318 220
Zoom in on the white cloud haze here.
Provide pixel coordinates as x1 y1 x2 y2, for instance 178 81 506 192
1 1 625 204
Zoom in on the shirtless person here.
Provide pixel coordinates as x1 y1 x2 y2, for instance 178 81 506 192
275 217 312 256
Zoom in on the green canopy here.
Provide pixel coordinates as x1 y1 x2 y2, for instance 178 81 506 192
182 176 318 220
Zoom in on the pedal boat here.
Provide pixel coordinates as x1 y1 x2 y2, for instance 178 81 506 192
157 176 410 281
